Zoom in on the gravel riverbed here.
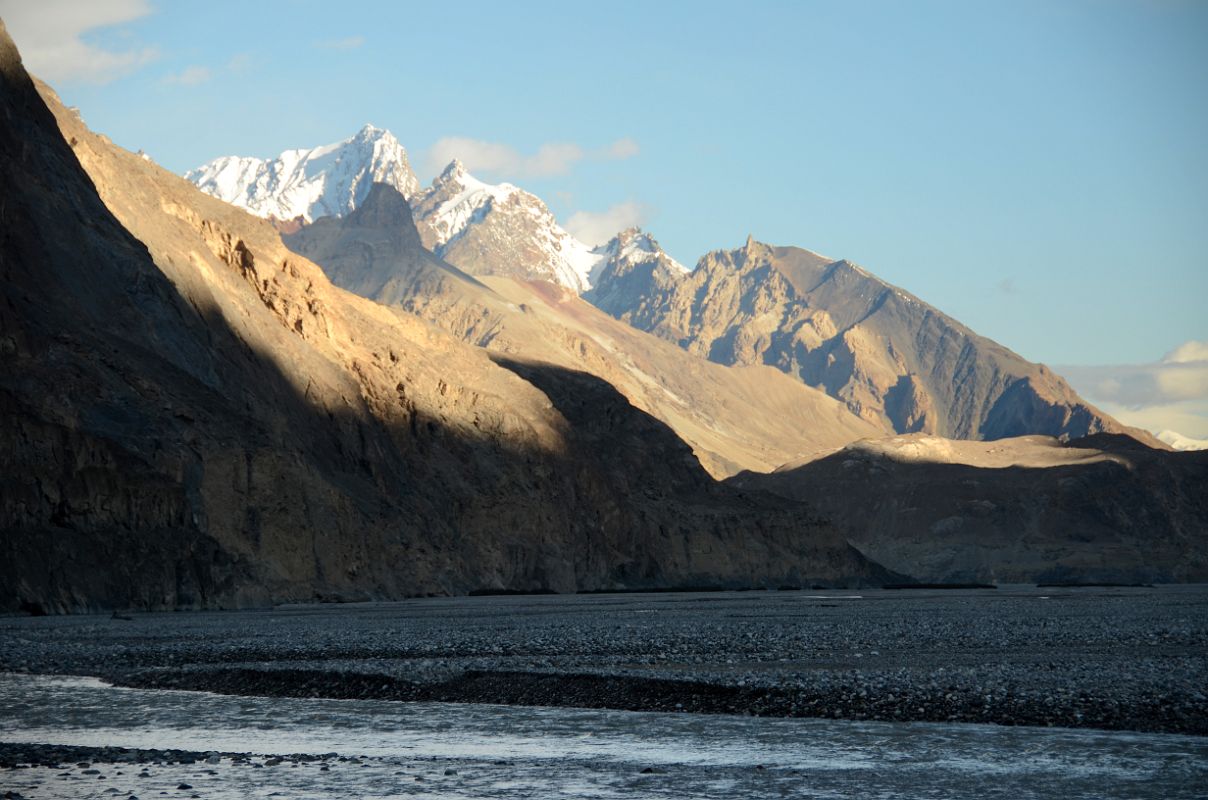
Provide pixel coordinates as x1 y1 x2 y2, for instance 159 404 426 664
2 586 1205 735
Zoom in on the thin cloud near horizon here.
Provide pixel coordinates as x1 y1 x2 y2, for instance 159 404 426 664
1058 340 1208 439
423 136 639 181
160 65 210 87
315 35 365 51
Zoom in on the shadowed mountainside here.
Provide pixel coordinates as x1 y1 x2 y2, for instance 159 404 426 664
729 433 1208 584
284 184 883 476
0 22 893 612
586 238 1162 447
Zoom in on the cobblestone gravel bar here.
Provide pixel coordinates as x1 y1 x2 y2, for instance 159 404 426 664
3 585 1205 735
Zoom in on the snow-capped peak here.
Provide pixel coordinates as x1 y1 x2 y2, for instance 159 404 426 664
416 160 520 244
610 227 656 254
588 227 688 285
410 160 602 292
185 124 420 223
437 158 469 182
187 127 664 293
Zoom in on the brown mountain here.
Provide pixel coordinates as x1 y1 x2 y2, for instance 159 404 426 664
585 236 1160 446
0 23 892 613
284 184 882 477
729 433 1208 584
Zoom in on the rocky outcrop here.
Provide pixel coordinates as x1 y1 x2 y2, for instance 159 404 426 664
587 237 1160 446
0 23 892 612
730 433 1208 584
884 374 935 434
284 184 884 477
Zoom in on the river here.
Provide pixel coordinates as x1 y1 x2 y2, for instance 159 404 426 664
1 673 1204 798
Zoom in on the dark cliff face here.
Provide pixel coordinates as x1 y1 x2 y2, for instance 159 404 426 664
0 21 258 611
0 23 891 613
729 434 1208 584
586 236 1159 447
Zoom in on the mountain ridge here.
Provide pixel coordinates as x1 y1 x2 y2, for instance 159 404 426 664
588 236 1164 447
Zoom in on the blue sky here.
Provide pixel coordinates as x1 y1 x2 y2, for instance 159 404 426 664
2 0 1206 433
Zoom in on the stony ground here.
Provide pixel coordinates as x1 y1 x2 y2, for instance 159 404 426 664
2 586 1205 735
0 743 575 800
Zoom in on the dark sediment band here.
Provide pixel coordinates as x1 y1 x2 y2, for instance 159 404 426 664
117 666 1208 736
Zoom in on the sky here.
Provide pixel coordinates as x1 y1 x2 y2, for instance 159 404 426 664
2 0 1206 436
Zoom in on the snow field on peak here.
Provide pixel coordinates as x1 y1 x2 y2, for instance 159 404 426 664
188 126 688 293
186 126 419 223
418 165 602 293
586 230 689 286
614 233 689 274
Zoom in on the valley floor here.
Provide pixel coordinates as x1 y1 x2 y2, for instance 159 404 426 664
1 586 1204 735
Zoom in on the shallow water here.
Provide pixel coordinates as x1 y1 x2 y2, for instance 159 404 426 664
1 673 1204 798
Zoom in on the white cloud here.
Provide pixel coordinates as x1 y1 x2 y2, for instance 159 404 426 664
424 136 639 180
1154 363 1208 402
315 36 365 50
426 137 583 179
161 65 210 86
527 142 585 176
1164 340 1208 364
1095 400 1208 441
564 201 647 246
603 137 640 159
0 0 157 84
1058 340 1208 439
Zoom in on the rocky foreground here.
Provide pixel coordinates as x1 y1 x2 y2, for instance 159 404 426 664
2 587 1205 736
